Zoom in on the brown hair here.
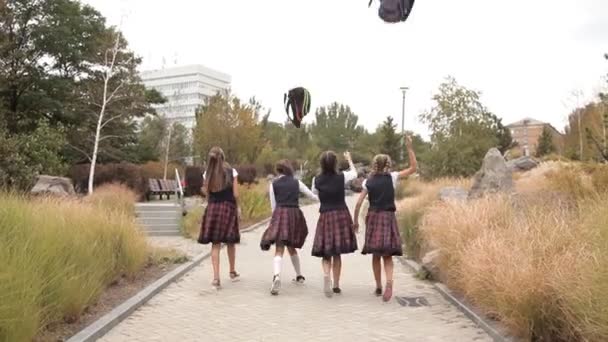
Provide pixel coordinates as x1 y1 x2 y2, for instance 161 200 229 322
370 154 392 176
320 151 338 175
275 159 294 177
205 147 231 192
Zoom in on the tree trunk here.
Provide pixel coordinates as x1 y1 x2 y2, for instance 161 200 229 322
88 76 110 195
163 124 173 180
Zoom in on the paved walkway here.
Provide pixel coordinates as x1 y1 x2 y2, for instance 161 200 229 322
100 197 492 342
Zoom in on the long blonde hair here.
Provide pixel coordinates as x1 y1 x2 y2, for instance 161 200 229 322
205 147 231 192
370 154 392 176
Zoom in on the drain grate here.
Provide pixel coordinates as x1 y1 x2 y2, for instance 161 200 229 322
395 296 430 307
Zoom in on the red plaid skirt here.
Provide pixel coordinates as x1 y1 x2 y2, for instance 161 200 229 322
260 207 308 250
311 208 358 258
198 201 240 244
361 210 403 256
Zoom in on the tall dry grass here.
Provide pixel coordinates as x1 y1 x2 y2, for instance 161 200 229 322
416 162 608 341
396 177 470 258
0 187 148 342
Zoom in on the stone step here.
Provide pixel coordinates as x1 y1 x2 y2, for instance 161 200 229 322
143 223 180 230
135 211 180 218
135 204 180 212
137 217 179 225
146 230 182 237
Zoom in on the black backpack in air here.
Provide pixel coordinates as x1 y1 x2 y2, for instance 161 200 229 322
369 0 415 23
284 87 311 128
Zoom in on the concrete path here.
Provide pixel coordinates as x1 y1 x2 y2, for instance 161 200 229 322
100 197 492 342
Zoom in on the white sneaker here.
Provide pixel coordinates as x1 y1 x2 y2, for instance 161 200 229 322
270 275 281 295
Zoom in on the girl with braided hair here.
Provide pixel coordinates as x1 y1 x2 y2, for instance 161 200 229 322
353 136 417 302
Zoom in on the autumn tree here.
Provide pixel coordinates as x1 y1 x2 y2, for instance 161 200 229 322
378 116 401 162
310 102 364 152
194 91 262 164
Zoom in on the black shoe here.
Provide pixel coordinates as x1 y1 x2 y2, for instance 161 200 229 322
375 288 382 296
333 287 342 294
293 275 306 284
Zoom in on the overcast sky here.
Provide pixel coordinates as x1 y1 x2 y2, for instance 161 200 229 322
83 0 607 136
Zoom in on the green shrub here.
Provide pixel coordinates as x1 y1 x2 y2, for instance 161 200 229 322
0 194 147 341
181 206 203 240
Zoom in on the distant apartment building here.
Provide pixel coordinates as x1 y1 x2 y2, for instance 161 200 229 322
140 64 232 129
506 118 564 156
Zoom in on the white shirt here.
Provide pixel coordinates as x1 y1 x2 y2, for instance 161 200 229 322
269 175 319 211
362 171 400 191
310 168 358 196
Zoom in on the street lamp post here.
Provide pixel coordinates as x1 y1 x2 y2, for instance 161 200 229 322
400 86 409 163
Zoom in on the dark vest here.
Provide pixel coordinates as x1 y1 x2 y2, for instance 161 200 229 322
314 173 347 213
273 176 299 208
208 168 236 204
366 173 396 212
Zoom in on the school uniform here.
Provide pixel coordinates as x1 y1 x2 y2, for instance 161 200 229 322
310 169 359 258
361 172 403 256
197 168 240 244
260 175 317 251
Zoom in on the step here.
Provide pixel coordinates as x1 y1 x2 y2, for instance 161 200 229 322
135 210 181 218
137 217 179 225
135 204 180 212
142 223 180 230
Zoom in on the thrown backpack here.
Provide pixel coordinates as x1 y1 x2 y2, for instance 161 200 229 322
368 0 415 23
284 87 311 128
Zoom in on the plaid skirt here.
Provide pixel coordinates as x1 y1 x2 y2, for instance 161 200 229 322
311 208 358 258
197 201 240 244
260 207 308 250
361 210 403 256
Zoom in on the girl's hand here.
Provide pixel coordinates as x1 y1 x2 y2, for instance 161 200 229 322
405 135 413 148
237 207 242 221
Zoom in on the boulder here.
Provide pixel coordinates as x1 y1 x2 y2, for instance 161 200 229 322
30 175 75 196
421 249 441 280
468 148 514 199
506 156 539 172
439 187 468 202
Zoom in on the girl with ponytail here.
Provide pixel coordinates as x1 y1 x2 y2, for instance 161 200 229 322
198 146 241 290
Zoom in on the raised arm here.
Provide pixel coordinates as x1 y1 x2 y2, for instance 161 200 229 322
299 180 319 202
397 135 417 179
353 189 368 233
343 151 358 184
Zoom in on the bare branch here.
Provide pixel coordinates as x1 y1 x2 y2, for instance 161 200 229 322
101 114 124 129
67 144 92 162
98 135 122 142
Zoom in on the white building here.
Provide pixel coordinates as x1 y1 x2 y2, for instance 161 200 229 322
140 64 232 128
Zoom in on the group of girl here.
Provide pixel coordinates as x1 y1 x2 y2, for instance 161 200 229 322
198 137 417 302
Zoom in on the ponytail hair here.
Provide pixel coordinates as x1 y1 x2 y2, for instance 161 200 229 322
319 151 338 175
275 159 294 177
370 154 392 177
205 147 231 192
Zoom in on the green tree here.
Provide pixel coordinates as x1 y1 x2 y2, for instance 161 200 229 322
536 126 556 157
310 102 364 152
585 53 608 162
420 76 502 178
378 116 401 162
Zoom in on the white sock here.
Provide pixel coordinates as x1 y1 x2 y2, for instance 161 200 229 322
290 254 302 276
273 256 282 276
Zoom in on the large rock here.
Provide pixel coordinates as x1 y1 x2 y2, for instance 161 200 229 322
506 156 539 172
439 187 468 202
30 175 75 196
421 249 441 280
468 148 513 199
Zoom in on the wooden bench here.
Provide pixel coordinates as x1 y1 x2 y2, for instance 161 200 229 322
146 179 180 201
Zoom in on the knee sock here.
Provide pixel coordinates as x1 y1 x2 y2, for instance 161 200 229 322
273 256 282 276
290 254 302 276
